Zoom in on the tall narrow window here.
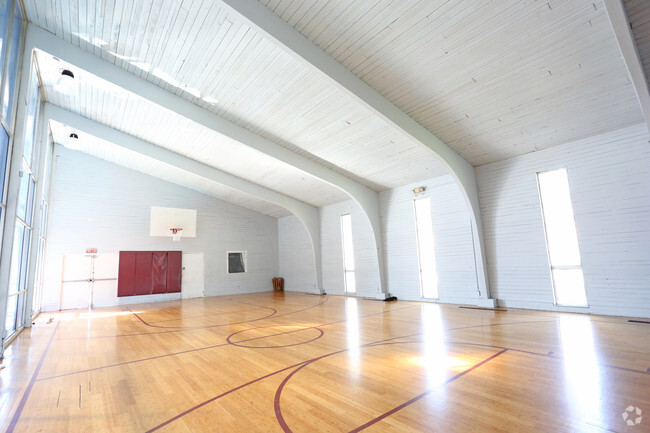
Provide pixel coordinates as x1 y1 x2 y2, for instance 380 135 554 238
340 214 356 293
414 198 438 299
537 168 587 306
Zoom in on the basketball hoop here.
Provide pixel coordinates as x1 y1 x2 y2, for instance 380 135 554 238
169 228 183 241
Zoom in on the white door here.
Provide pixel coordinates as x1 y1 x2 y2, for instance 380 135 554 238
60 254 93 310
91 254 119 307
182 253 204 299
61 253 119 310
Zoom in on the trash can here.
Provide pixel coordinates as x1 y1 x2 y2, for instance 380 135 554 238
272 277 284 292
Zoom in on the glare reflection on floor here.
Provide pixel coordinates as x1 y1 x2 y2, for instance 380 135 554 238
558 315 603 426
345 297 361 376
420 303 451 390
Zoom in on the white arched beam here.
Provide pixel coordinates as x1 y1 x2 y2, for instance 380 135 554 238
604 0 650 133
44 104 324 292
27 24 388 297
219 0 492 303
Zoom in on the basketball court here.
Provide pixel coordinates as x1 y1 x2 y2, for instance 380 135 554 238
0 1 649 432
1 292 648 432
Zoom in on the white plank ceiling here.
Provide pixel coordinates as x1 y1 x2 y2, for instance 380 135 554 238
36 50 349 210
48 120 292 218
259 0 644 164
22 0 646 215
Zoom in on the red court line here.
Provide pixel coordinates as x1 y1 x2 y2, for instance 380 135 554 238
40 301 410 380
143 315 583 432
147 305 275 324
446 341 650 377
38 325 325 381
57 295 329 340
227 326 324 349
446 319 557 332
130 295 328 331
129 307 278 329
347 349 509 433
144 361 307 433
145 310 424 431
6 322 60 433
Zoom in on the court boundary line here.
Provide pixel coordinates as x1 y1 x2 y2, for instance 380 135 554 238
347 349 509 432
37 302 416 381
6 322 59 433
17 296 648 432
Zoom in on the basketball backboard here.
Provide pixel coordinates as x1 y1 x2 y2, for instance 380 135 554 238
150 206 197 238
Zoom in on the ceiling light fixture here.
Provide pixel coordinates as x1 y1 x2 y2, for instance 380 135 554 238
63 131 82 150
412 186 426 195
55 69 75 93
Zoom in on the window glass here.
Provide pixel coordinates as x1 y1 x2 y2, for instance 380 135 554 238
7 221 24 295
41 137 52 200
340 214 356 293
538 169 581 266
15 159 28 221
228 252 246 273
30 81 41 168
4 293 17 333
19 226 30 290
25 175 34 225
2 3 21 124
537 168 587 306
40 200 47 236
0 124 8 201
0 0 9 84
414 198 438 299
22 68 39 163
552 268 587 306
32 236 45 314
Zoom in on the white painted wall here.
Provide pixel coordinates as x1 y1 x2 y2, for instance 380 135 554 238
41 146 278 311
278 178 478 302
477 123 650 317
379 175 478 303
278 215 318 293
276 180 476 301
320 200 381 297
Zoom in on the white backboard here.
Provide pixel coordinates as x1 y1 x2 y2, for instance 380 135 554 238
150 206 197 237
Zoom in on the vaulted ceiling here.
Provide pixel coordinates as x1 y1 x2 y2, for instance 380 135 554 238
21 0 648 217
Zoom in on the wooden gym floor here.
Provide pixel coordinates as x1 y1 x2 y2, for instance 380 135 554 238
0 292 649 432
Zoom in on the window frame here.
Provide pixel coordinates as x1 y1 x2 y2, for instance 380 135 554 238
227 251 247 274
536 167 588 307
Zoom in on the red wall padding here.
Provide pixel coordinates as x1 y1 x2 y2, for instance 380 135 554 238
118 251 182 297
134 252 153 295
166 251 182 293
151 252 168 294
117 251 137 297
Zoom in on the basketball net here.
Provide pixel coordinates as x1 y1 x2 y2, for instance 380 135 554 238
170 228 183 241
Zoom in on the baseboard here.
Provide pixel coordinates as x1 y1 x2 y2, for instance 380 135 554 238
475 298 497 308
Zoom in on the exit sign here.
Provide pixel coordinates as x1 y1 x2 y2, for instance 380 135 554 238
85 248 98 255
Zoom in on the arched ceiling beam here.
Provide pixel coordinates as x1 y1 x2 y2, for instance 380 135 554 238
604 0 650 133
44 103 324 292
219 0 492 302
27 24 387 296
